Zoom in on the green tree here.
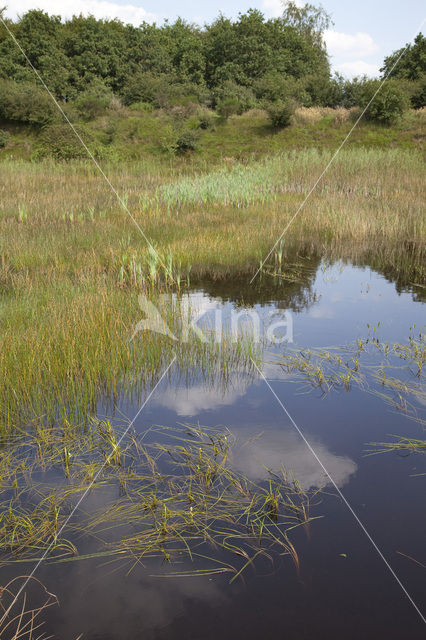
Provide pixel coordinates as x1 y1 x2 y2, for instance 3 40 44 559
381 33 425 81
0 79 57 125
357 79 410 125
380 33 425 108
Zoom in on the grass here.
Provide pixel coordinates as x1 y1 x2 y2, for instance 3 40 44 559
2 107 425 164
273 329 425 424
0 423 317 580
0 144 424 432
365 436 426 456
0 576 65 640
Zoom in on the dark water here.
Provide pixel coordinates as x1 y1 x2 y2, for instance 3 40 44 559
5 259 426 639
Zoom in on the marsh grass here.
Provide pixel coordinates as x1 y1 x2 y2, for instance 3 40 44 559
0 576 61 640
273 331 425 423
365 436 426 456
0 423 316 580
0 284 259 433
0 147 424 435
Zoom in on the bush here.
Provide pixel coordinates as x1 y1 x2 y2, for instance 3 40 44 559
0 80 57 126
213 81 257 116
122 73 208 110
254 72 313 107
410 78 426 108
265 99 296 128
216 96 240 120
0 129 10 148
196 107 217 130
74 81 114 120
128 101 155 112
357 79 410 125
35 124 101 160
175 129 201 153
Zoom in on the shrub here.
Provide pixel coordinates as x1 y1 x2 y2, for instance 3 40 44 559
265 99 296 128
357 79 410 125
0 80 57 126
216 96 240 120
168 103 198 122
121 73 207 110
175 129 201 153
196 107 217 130
410 78 426 108
74 81 114 120
35 124 101 160
213 81 257 116
128 101 155 112
0 129 10 148
254 73 326 108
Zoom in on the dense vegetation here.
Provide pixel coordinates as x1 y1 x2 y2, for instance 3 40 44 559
0 4 424 146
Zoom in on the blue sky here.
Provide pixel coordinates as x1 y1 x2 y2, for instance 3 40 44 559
7 1 426 77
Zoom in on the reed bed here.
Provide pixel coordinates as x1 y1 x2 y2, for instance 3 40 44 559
0 283 259 432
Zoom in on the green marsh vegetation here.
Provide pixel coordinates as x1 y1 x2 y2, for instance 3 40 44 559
0 422 316 579
272 327 425 424
0 6 425 634
366 436 426 457
0 144 424 433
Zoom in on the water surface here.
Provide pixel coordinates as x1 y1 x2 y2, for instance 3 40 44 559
6 259 426 639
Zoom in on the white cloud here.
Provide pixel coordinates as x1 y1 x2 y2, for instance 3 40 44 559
155 379 250 416
233 429 357 489
262 0 303 19
325 30 379 59
6 1 158 25
335 60 381 78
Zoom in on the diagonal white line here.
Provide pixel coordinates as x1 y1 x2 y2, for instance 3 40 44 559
250 357 426 625
250 17 425 284
0 357 176 628
0 16 174 282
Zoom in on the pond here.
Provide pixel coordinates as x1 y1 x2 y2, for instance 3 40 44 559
2 257 425 639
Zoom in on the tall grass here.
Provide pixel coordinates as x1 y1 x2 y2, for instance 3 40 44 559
0 148 424 432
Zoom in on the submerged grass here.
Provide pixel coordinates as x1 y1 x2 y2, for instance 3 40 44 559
0 423 317 580
273 329 425 424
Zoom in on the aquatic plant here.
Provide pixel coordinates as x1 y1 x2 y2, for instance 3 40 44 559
0 576 61 640
0 423 317 581
273 330 425 422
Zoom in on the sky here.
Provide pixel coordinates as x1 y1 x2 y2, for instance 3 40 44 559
5 1 426 77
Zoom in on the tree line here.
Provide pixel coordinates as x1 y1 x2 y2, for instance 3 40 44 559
0 3 424 131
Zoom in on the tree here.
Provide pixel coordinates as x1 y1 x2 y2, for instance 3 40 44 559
357 79 410 125
282 1 332 48
381 33 425 81
380 33 426 108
